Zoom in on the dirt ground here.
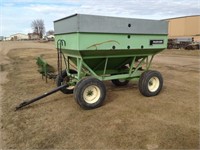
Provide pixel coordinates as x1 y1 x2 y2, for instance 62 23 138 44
0 41 199 149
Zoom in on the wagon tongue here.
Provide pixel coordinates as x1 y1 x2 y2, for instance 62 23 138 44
16 101 30 110
15 84 68 111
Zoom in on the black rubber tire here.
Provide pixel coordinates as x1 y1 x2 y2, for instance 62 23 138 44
56 69 77 94
138 70 163 97
111 65 129 86
111 79 129 86
74 77 106 109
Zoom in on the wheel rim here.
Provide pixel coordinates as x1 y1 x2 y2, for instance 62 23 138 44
66 85 75 90
148 77 160 92
83 85 101 104
119 79 126 83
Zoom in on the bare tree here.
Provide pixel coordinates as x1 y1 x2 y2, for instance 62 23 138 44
31 19 45 38
46 30 54 36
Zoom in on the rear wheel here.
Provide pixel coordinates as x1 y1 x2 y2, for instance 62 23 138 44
74 77 106 109
111 79 129 86
56 69 77 94
139 70 163 97
111 65 129 86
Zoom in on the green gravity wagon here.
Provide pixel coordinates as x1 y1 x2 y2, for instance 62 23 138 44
54 14 168 109
16 14 168 110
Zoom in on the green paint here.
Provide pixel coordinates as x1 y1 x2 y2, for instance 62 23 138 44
55 32 167 81
55 33 167 50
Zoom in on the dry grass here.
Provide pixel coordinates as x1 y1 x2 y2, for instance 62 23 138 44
160 48 200 56
0 41 199 149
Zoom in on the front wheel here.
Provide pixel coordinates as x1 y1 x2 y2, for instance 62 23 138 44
56 69 77 94
138 70 163 97
74 77 106 109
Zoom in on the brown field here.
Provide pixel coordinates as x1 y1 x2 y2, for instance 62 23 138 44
0 41 199 149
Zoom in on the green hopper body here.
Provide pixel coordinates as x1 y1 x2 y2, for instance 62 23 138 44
54 14 168 81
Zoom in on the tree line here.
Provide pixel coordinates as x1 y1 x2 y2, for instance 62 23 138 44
31 19 54 38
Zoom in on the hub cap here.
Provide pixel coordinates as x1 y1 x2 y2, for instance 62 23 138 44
83 85 101 104
148 77 160 92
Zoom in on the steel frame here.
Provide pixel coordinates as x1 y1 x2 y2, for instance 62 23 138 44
63 54 154 82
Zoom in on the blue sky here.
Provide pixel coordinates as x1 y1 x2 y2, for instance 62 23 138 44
0 0 200 37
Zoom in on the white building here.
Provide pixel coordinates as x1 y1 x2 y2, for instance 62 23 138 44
10 33 29 41
44 35 55 41
4 37 11 41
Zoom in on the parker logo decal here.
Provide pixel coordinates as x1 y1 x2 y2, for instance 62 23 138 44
150 40 164 45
